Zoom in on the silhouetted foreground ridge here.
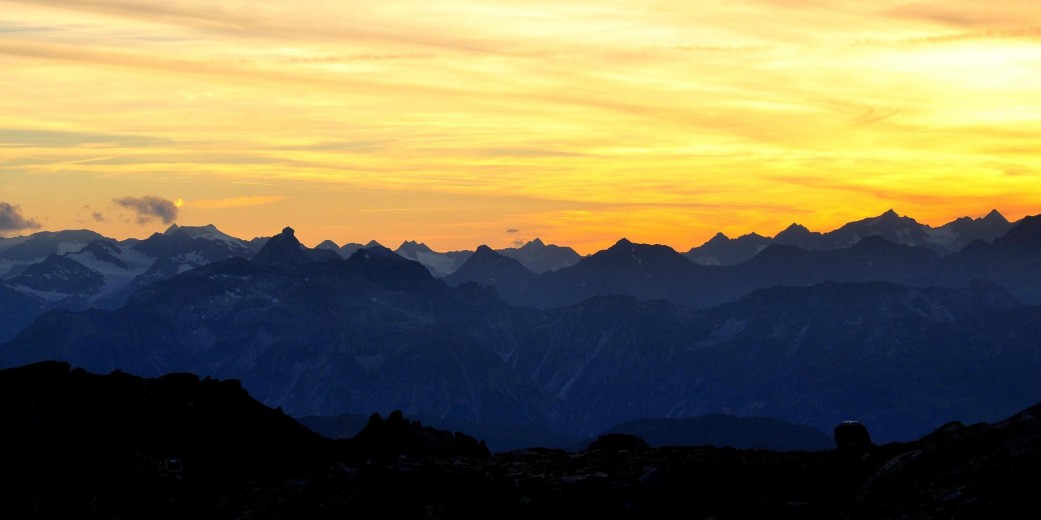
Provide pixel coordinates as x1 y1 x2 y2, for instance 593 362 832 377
2 362 1040 518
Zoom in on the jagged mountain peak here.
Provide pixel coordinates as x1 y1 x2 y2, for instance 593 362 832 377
704 232 730 245
347 243 402 262
396 240 434 256
686 231 773 266
164 223 235 242
774 223 813 239
601 238 684 257
611 238 634 249
443 243 534 289
862 209 916 226
463 245 525 266
449 244 528 270
252 226 311 266
983 209 1009 224
497 238 580 274
511 238 550 251
587 239 690 273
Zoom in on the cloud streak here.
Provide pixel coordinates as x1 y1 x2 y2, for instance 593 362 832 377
113 195 178 224
185 195 287 209
0 128 170 148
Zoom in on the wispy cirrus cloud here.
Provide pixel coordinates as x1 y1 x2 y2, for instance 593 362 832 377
886 2 1041 29
184 195 286 209
2 0 1041 250
0 128 170 148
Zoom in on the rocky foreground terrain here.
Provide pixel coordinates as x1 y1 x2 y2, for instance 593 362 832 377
1 361 1038 519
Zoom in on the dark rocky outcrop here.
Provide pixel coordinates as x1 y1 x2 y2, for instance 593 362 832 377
3 362 1041 518
0 361 333 518
834 420 873 452
607 415 833 451
347 410 490 461
587 433 650 452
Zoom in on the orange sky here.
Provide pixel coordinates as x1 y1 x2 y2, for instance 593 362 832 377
1 0 1039 254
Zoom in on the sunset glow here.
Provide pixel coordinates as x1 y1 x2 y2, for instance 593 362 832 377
2 0 1039 252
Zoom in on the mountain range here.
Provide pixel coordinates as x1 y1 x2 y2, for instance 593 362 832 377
689 208 1013 265
2 209 1040 447
4 218 1041 444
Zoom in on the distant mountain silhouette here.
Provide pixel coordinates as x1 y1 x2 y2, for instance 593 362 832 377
773 222 826 250
0 229 107 267
8 253 105 296
395 240 435 259
164 223 252 254
252 226 319 266
523 238 718 308
106 224 261 307
826 209 930 249
0 210 1031 329
391 238 579 278
444 245 537 300
477 234 954 309
691 209 1015 265
730 235 943 291
937 214 1041 302
315 239 342 252
497 238 581 273
394 240 471 277
686 232 771 266
936 208 1012 251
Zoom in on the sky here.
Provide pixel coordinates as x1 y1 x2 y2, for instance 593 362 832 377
1 0 1040 253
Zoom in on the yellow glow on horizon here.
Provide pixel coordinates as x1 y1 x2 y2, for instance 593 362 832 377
1 0 1039 253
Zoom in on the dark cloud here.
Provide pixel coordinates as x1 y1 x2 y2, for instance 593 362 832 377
506 228 519 233
114 195 178 225
81 204 107 223
512 239 526 247
0 202 41 233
